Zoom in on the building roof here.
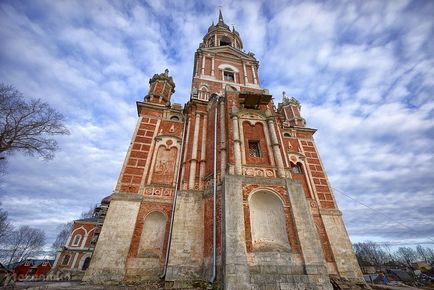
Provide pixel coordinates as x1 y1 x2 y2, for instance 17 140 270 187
75 217 98 223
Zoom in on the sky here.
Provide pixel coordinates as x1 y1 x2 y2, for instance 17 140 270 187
0 0 433 250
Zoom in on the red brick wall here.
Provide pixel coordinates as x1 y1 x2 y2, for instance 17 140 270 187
301 140 336 209
117 116 158 193
203 193 222 258
313 215 335 262
242 121 270 165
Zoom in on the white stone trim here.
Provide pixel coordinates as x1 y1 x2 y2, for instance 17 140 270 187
217 63 239 73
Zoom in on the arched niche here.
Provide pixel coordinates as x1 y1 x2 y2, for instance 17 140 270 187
138 211 167 257
249 190 290 252
151 145 178 185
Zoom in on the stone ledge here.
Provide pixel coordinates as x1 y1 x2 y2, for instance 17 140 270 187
111 192 143 201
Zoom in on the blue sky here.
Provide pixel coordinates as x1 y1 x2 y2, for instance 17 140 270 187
0 0 433 249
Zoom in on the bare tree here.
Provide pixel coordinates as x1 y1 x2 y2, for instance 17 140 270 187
51 222 73 252
395 247 418 268
416 245 429 262
0 203 13 243
1 225 46 267
0 83 69 163
80 204 96 219
353 241 389 266
51 205 96 253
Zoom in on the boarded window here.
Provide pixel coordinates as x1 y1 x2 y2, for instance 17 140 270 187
249 191 290 251
138 211 166 257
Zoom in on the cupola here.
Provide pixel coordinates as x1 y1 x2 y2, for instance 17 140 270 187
202 10 243 50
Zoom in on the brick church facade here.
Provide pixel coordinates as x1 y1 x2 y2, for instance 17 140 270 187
83 11 364 290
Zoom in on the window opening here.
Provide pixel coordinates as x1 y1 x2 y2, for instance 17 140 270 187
292 163 302 174
170 116 179 121
72 235 81 246
62 255 70 266
82 257 91 270
224 71 234 81
220 36 231 46
248 141 261 158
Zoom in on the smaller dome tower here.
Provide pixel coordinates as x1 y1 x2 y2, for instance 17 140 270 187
144 69 176 106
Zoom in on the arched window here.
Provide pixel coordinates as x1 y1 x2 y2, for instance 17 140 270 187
208 37 215 47
82 257 91 270
62 255 70 266
170 115 179 121
220 36 231 46
291 163 303 174
138 211 167 257
72 234 82 246
198 86 209 101
249 191 290 251
223 68 234 82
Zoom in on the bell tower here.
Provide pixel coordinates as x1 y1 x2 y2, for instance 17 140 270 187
191 9 263 103
83 10 365 290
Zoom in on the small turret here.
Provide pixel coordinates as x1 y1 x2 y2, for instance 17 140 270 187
278 92 306 127
144 69 176 106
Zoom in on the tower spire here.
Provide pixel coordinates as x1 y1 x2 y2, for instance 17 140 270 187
218 8 224 23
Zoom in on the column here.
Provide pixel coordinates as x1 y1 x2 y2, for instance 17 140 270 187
180 115 191 189
220 99 227 176
189 113 201 189
267 117 285 177
251 65 257 84
201 55 205 75
231 108 242 175
242 62 247 85
211 56 215 76
199 115 208 189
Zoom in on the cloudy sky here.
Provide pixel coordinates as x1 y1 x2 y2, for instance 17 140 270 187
0 0 433 249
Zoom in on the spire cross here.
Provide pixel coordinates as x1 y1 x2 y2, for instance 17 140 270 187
218 6 224 22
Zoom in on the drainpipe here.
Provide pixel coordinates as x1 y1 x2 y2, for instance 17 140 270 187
209 95 220 284
161 117 187 279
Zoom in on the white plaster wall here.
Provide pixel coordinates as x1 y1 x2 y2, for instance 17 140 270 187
322 213 363 279
83 198 140 283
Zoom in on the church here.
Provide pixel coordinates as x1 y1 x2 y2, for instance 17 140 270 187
83 11 365 290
